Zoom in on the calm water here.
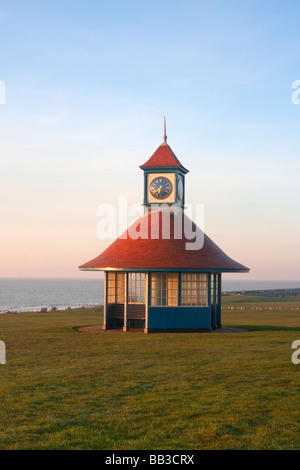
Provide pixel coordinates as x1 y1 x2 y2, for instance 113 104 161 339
0 278 104 313
0 277 299 313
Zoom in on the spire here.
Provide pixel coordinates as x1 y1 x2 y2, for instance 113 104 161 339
163 116 167 143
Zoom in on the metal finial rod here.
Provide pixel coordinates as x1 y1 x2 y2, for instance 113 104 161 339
163 116 167 143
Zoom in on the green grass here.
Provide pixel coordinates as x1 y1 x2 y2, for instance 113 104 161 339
222 294 300 304
0 301 300 450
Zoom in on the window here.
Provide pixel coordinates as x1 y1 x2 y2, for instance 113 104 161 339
151 273 178 306
107 272 125 303
211 274 219 306
181 273 208 306
128 273 145 303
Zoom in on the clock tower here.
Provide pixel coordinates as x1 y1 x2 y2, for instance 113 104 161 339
140 118 189 213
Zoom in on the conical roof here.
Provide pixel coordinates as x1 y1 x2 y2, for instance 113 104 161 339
79 211 249 272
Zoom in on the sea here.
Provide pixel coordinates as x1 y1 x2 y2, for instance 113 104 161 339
0 277 300 314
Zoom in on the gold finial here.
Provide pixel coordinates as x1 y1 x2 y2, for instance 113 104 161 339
163 116 167 143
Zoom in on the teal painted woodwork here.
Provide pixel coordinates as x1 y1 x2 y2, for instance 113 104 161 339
148 306 211 329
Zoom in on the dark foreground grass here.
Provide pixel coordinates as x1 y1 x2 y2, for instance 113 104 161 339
0 301 300 450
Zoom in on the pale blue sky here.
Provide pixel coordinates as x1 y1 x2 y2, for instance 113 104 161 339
1 0 300 279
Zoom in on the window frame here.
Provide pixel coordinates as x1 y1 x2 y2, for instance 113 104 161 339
151 272 178 307
128 272 145 304
107 272 125 304
181 273 208 307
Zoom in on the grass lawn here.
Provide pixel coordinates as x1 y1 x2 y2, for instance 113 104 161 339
0 298 300 450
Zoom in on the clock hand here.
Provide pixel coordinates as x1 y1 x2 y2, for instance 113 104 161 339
153 186 162 195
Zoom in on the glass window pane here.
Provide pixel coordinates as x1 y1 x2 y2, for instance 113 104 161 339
151 273 178 306
181 273 208 306
128 272 145 304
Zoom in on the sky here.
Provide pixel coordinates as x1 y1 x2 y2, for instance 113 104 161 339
0 0 300 280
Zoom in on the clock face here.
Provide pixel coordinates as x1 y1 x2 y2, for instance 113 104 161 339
149 177 173 200
178 178 183 202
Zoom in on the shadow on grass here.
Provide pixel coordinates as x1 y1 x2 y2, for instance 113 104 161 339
229 325 300 332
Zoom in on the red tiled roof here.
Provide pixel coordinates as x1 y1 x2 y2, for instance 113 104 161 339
140 143 188 172
79 211 249 272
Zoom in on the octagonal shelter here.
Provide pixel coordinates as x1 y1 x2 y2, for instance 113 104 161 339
79 120 249 332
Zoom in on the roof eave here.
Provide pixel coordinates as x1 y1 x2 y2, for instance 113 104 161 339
139 164 189 174
79 267 250 273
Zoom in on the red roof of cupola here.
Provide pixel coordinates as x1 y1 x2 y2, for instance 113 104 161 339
140 142 188 173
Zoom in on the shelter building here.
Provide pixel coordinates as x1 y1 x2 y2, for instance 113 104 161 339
79 121 249 332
